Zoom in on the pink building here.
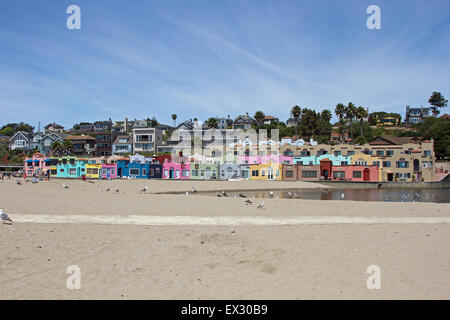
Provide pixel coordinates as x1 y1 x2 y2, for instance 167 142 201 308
101 163 117 179
162 161 190 179
330 164 379 182
238 155 293 165
24 153 49 177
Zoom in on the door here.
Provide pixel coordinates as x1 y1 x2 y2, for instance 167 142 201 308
118 167 122 177
387 173 393 181
226 167 233 179
413 159 420 172
169 169 174 179
363 168 370 181
323 169 329 180
267 169 274 180
205 168 211 180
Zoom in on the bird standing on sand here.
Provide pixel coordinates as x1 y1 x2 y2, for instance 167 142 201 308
244 199 253 205
0 209 13 224
269 191 274 198
63 184 69 189
216 192 222 197
16 179 22 185
140 186 148 193
186 192 189 196
192 187 197 193
293 192 299 198
288 192 292 198
222 191 228 197
341 192 345 199
238 193 246 198
105 187 110 192
257 202 265 209
114 188 120 194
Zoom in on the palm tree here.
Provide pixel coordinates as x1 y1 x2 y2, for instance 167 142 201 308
334 103 346 120
356 106 368 137
253 110 265 127
290 105 301 139
61 140 73 156
205 117 218 129
345 103 357 140
50 141 62 156
321 109 332 123
337 118 347 143
171 114 177 127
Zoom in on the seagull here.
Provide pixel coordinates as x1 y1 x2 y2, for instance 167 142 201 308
63 184 69 189
287 192 292 198
140 186 148 193
269 191 274 198
238 193 247 198
0 209 12 224
216 192 222 197
244 199 253 205
186 192 189 196
114 188 120 194
293 192 299 198
222 191 228 197
105 187 110 192
341 192 345 199
257 201 265 209
16 179 22 185
192 187 197 193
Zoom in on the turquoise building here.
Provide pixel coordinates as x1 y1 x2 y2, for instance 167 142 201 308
293 154 350 166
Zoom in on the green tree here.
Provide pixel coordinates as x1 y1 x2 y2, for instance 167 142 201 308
320 109 332 123
337 118 347 143
345 102 357 140
61 140 73 156
290 105 301 139
428 92 448 117
356 106 368 137
50 141 62 156
171 114 177 127
205 117 218 129
419 117 450 160
253 110 266 127
334 103 346 120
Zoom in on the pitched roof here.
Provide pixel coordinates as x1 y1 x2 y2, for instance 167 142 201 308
65 134 96 141
369 135 421 145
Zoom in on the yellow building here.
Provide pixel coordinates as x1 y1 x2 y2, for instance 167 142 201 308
350 153 382 180
249 162 282 180
85 163 102 179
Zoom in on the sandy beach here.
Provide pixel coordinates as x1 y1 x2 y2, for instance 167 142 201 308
0 178 449 299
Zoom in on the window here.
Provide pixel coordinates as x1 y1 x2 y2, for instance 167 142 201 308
251 170 259 177
347 151 355 156
334 151 341 156
164 169 168 177
142 168 147 176
340 161 348 165
50 169 57 175
353 171 362 178
373 161 380 167
333 171 345 179
382 161 391 168
87 168 98 175
102 169 107 175
68 168 76 175
386 150 394 156
111 169 115 175
182 170 189 177
130 168 140 176
396 161 409 168
376 150 384 156
175 170 180 178
285 170 294 177
261 170 265 176
424 150 431 156
192 170 199 176
302 171 317 178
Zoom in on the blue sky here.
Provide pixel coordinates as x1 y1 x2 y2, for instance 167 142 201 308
0 0 449 129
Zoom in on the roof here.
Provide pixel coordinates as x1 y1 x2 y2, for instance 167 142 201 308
439 114 450 119
369 135 421 145
65 135 96 141
113 135 132 144
264 115 278 120
45 122 64 129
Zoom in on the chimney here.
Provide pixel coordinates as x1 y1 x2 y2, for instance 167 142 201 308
246 112 249 119
124 117 128 132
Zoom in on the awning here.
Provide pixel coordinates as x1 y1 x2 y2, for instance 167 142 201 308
26 160 33 162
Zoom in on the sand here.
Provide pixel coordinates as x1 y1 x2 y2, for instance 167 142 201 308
0 178 449 299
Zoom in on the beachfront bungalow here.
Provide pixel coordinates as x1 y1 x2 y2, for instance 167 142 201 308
190 162 218 180
56 157 86 179
23 153 48 177
162 161 190 179
148 164 163 179
330 164 379 182
282 164 321 181
85 163 102 179
101 163 117 179
293 154 350 166
238 155 293 165
127 162 150 179
219 163 242 180
240 164 250 179
46 158 59 177
116 159 130 178
249 162 282 181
